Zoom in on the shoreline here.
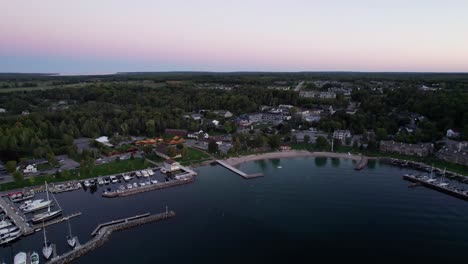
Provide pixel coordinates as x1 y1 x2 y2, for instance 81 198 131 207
222 150 368 166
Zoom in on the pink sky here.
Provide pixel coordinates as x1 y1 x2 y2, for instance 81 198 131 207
1 0 468 73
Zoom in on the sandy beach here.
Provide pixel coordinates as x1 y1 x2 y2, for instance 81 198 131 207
223 150 365 166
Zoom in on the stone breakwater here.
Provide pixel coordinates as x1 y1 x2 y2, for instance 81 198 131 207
48 211 176 264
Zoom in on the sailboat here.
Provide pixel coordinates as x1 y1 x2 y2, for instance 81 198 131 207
30 252 40 264
42 222 53 260
66 218 76 248
31 182 62 224
426 165 437 183
13 252 27 264
438 168 449 187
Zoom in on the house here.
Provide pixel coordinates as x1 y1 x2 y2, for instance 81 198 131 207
213 110 233 118
212 120 220 126
436 140 468 166
262 112 283 123
304 114 321 123
447 129 460 138
163 159 180 172
191 113 203 121
0 108 6 113
279 145 292 151
23 164 37 174
248 113 263 123
333 130 352 141
379 140 434 157
21 110 30 115
95 136 113 147
188 130 209 139
165 129 188 137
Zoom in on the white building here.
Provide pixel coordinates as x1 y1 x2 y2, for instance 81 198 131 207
333 130 352 141
0 108 6 113
447 129 460 138
23 164 37 174
96 136 113 147
248 113 263 123
163 159 180 172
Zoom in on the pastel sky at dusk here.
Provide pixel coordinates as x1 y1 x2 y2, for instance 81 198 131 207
1 0 468 73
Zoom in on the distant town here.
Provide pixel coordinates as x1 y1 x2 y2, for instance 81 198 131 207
0 72 467 190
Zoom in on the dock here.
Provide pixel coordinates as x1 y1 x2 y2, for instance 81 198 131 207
48 211 176 264
102 176 195 198
403 174 468 201
216 160 264 179
354 156 368 171
32 212 82 230
0 196 33 235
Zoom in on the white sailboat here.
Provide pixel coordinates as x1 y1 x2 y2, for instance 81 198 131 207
426 165 437 183
42 222 53 260
438 168 449 187
31 182 62 224
13 252 27 264
66 218 76 248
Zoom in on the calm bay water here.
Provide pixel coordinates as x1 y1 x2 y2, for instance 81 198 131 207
2 157 468 263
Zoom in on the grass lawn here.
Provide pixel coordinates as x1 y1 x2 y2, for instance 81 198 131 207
84 158 151 178
0 158 152 191
177 147 212 166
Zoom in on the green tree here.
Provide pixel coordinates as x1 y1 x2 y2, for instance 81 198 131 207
5 160 17 173
12 171 23 182
267 135 281 150
316 136 329 150
208 140 219 153
376 128 388 141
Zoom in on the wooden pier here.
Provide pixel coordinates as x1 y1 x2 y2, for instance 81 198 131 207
354 156 368 171
216 160 264 179
0 196 33 235
403 174 468 201
32 212 82 230
48 211 176 264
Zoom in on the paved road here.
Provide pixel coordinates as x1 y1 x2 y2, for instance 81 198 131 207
294 80 305 92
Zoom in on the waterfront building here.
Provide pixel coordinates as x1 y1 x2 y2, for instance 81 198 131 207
164 159 181 172
379 140 434 157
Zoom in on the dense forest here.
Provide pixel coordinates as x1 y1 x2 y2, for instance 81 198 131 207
0 73 467 162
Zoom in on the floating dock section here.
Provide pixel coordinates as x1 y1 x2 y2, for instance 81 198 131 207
216 160 264 179
48 211 176 264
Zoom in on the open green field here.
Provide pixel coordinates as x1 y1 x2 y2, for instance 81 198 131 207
177 147 212 166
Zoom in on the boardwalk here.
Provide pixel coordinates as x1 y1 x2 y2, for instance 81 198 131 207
0 196 33 235
32 212 82 230
216 160 264 179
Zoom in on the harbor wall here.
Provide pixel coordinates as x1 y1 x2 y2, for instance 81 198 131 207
48 211 176 264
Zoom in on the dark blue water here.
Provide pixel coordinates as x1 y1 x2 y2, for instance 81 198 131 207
2 158 468 263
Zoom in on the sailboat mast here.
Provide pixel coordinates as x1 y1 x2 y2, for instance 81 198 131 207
42 222 47 245
67 219 72 237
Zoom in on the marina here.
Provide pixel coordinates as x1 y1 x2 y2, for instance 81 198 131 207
403 173 468 201
215 160 264 179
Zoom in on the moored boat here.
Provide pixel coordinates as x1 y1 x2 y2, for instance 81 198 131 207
22 200 52 213
13 252 27 264
30 252 40 264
